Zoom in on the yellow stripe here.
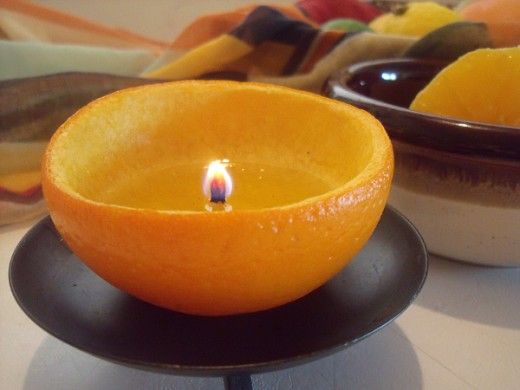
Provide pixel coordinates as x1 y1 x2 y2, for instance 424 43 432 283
0 141 47 175
144 35 252 80
0 170 41 192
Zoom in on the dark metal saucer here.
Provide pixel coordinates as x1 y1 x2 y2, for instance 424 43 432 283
9 207 427 388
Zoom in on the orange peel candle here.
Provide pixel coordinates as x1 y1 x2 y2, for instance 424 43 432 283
42 80 393 316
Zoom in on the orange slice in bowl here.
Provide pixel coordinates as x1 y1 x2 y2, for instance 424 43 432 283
410 47 520 127
42 81 393 316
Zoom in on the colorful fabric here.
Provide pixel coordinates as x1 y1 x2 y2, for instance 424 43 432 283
0 0 167 225
0 3 416 225
144 6 414 90
170 4 314 50
1 0 495 225
296 0 382 24
0 0 167 52
0 142 46 225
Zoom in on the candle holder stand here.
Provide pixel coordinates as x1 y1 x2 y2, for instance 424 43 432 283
9 208 427 389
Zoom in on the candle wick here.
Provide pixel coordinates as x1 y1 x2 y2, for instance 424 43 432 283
205 202 232 212
209 175 228 203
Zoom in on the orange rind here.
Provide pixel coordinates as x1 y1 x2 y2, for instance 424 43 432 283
459 0 520 47
42 81 393 316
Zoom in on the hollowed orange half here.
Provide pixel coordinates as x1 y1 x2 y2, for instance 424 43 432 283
42 81 393 316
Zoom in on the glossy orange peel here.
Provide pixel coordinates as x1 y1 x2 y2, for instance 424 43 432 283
42 81 393 316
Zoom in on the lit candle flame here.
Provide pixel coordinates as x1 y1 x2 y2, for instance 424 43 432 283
203 160 233 203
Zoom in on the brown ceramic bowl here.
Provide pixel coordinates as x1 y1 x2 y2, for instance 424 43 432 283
325 58 520 266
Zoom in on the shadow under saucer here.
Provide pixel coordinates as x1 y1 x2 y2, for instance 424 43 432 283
23 324 422 390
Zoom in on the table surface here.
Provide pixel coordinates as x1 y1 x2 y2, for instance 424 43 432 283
2 1 519 389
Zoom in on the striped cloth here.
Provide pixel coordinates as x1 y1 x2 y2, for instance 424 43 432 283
144 6 414 91
3 1 491 225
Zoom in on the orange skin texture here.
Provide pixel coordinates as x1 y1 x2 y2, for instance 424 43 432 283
459 0 520 47
42 81 393 316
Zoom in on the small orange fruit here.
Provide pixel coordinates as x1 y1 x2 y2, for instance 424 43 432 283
410 47 520 127
42 81 393 316
369 1 461 37
459 0 520 47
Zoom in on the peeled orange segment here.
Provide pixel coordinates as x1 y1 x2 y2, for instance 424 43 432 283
369 1 461 37
410 47 520 127
42 80 393 316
